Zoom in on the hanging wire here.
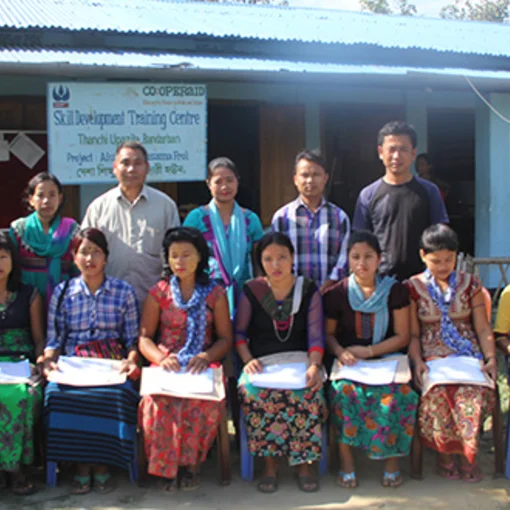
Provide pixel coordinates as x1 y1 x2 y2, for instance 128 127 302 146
465 76 510 125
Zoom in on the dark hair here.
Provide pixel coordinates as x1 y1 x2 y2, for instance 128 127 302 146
420 224 459 254
347 230 382 256
75 228 110 260
207 157 240 182
115 140 148 162
161 227 210 284
295 149 327 173
0 232 21 292
416 153 432 166
256 232 295 276
24 172 64 222
377 121 417 149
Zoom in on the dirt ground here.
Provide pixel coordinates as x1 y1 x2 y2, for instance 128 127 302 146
2 433 509 510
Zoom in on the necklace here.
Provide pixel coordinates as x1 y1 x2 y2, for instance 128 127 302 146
273 315 295 343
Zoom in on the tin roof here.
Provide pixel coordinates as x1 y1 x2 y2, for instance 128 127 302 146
1 0 510 58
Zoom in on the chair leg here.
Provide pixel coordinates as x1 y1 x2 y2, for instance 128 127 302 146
410 420 423 480
46 461 57 488
227 377 241 450
492 385 505 476
216 406 231 486
129 430 139 484
240 408 254 481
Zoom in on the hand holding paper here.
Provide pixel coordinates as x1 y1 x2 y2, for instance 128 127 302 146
250 362 308 390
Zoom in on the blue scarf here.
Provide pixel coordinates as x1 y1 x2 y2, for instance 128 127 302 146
208 199 248 316
170 275 215 366
348 273 396 345
425 269 482 359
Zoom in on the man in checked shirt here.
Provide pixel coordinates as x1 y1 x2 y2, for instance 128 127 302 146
271 149 350 295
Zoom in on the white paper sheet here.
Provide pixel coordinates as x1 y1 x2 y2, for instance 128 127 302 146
335 359 399 386
426 356 487 385
47 356 126 386
9 133 45 169
0 139 10 162
250 362 308 390
155 367 214 394
0 360 31 384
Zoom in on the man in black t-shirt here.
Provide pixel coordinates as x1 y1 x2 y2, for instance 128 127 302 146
353 121 449 281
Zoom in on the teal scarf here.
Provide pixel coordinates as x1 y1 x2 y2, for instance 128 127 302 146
348 273 396 345
208 199 248 316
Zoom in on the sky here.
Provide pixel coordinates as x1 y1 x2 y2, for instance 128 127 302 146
290 0 447 17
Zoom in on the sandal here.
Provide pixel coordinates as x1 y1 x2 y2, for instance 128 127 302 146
71 475 91 495
381 470 403 488
93 473 116 494
10 472 36 496
297 474 319 493
257 475 278 494
180 469 200 491
460 463 483 483
158 477 178 492
336 471 358 488
437 459 460 480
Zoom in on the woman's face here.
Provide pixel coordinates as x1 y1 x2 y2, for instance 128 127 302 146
420 249 457 282
29 181 63 223
74 238 107 279
416 158 432 178
207 167 239 204
348 242 380 282
168 241 201 281
0 249 13 283
261 243 293 283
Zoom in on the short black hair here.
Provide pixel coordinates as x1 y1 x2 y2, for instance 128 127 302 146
348 230 382 256
377 121 417 149
75 228 110 260
0 231 21 292
115 140 148 162
295 149 327 173
416 153 432 165
161 227 210 284
24 172 64 223
420 224 459 254
256 232 295 276
207 157 240 181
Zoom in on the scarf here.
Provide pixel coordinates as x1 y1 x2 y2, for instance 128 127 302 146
425 269 482 359
348 273 396 345
20 212 76 301
170 275 214 366
208 199 248 317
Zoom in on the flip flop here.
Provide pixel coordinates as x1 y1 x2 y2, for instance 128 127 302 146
336 471 358 488
257 475 278 494
71 475 91 495
297 474 319 493
180 470 200 491
157 477 178 492
460 463 483 483
381 470 403 488
437 459 460 480
93 473 116 494
10 473 37 496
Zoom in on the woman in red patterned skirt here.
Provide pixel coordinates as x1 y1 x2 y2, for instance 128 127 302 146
407 224 496 482
138 227 232 491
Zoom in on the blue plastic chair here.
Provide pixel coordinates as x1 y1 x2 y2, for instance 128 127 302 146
46 434 139 487
240 409 328 481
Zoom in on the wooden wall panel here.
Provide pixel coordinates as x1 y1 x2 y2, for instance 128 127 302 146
259 105 305 226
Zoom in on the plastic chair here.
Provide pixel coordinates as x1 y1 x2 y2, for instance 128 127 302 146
240 408 328 481
46 434 139 487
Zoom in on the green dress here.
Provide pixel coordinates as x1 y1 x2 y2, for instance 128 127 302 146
0 284 42 473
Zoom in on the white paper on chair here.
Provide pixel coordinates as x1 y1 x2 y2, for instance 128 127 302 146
423 356 494 395
0 360 31 384
155 367 214 394
334 359 399 385
250 362 308 390
47 356 126 386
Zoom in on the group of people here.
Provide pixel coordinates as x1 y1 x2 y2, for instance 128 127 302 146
0 120 502 496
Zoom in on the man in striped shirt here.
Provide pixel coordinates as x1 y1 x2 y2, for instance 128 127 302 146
271 149 350 294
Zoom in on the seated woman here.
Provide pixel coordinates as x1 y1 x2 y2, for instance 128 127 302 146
236 232 326 494
408 224 496 482
324 231 417 489
138 227 232 492
43 228 140 495
0 232 45 495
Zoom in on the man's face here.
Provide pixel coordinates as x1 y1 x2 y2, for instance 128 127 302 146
377 134 416 178
293 159 328 201
113 147 149 191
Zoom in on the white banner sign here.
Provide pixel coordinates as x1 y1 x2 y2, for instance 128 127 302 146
47 82 207 184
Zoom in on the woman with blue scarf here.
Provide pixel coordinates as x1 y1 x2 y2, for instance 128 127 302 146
408 224 496 483
138 227 232 492
324 231 417 489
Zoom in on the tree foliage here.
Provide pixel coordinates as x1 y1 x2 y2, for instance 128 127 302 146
203 0 288 4
440 0 509 21
359 0 417 15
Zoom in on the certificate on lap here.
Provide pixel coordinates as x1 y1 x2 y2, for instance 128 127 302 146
250 362 308 390
0 360 32 384
47 356 126 386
